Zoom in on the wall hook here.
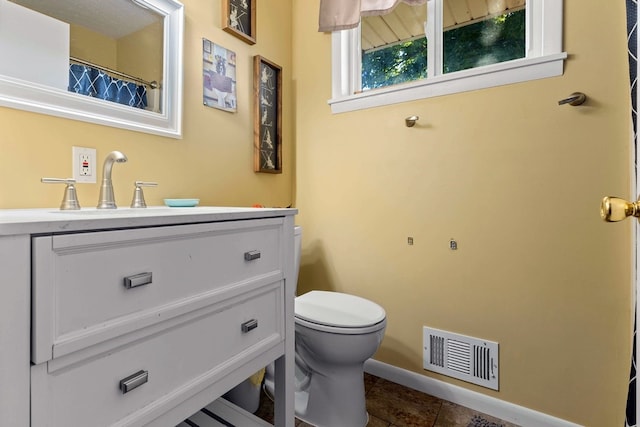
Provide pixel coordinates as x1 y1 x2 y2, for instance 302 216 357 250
558 92 586 106
405 115 419 127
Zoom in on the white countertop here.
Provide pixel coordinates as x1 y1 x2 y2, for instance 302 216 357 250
0 206 298 236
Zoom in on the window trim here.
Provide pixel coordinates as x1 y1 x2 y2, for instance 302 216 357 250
328 0 566 114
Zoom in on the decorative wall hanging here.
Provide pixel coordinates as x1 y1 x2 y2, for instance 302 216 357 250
253 55 282 173
203 38 237 112
222 0 256 45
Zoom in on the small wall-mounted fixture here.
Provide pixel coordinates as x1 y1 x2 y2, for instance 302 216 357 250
558 92 586 106
405 115 419 127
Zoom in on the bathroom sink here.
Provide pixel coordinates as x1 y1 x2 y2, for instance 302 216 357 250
50 207 172 215
47 206 253 216
42 206 284 224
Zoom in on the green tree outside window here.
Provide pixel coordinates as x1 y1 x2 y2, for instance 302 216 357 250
362 10 526 90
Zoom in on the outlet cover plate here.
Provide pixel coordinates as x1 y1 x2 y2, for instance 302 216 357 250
72 146 97 183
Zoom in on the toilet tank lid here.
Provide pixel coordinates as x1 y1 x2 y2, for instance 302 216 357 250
295 291 386 328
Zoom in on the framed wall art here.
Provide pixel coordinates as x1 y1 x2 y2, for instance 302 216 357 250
222 0 256 45
253 55 282 173
203 38 237 112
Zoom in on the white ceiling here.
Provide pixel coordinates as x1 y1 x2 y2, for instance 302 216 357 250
10 0 162 39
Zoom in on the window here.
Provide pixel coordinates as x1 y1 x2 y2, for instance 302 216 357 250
329 0 566 114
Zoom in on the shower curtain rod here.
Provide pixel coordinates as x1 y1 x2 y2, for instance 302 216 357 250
69 56 159 89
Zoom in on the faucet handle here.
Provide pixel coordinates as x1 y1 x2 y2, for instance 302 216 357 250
131 181 157 208
42 177 81 210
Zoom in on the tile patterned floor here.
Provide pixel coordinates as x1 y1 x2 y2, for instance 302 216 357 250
254 373 520 427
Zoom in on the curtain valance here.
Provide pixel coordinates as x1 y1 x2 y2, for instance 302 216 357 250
319 0 426 32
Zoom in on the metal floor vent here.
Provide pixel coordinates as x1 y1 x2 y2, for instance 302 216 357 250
423 327 499 390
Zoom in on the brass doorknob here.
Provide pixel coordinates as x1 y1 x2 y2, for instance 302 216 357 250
601 196 640 222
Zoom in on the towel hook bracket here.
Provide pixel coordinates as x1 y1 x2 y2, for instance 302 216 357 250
405 115 419 127
558 92 586 106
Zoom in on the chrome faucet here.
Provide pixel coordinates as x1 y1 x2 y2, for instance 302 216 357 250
97 151 128 209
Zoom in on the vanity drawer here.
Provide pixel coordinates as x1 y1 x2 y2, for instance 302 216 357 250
31 282 284 427
32 218 284 363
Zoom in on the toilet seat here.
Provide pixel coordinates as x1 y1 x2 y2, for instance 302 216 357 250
295 291 386 333
295 315 386 335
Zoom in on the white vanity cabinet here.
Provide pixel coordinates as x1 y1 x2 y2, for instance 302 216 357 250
0 208 296 427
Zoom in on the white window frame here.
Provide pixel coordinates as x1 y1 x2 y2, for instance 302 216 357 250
329 0 567 114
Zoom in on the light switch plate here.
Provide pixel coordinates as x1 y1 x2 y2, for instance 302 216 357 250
72 146 97 183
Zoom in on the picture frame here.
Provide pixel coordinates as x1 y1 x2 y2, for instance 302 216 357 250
202 38 237 113
222 0 256 45
253 55 282 173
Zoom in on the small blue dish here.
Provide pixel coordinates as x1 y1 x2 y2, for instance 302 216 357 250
164 198 200 207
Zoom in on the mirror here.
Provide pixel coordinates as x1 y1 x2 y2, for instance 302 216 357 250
0 0 183 138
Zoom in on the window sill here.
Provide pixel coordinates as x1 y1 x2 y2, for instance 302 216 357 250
327 52 568 114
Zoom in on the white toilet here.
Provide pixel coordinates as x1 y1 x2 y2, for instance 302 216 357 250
265 226 387 427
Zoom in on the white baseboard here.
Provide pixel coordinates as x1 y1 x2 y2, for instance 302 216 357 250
364 359 583 427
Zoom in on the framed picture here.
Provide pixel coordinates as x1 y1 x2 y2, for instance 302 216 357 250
222 0 256 45
203 38 237 112
253 55 282 173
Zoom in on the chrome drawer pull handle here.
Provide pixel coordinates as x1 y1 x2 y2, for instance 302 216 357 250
119 370 148 394
241 319 258 333
244 250 261 261
124 272 153 289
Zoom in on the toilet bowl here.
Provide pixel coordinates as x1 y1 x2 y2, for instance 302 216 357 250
263 226 387 427
293 291 386 427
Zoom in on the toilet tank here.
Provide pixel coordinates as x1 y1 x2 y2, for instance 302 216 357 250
293 226 302 290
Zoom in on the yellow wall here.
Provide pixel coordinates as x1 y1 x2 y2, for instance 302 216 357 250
292 1 632 426
118 21 163 87
0 0 293 210
0 0 633 425
70 24 117 68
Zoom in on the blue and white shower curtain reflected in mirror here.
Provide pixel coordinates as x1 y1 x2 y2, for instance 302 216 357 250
68 64 148 109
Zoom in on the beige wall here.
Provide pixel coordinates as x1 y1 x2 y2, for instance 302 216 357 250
0 0 633 425
70 24 117 68
292 1 633 426
118 21 164 87
0 0 293 210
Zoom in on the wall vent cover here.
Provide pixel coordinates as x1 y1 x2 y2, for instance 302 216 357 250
423 326 499 390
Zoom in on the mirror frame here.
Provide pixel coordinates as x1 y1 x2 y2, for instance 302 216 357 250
0 0 184 138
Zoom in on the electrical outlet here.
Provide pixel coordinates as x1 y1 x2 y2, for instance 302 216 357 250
72 146 97 183
79 154 90 176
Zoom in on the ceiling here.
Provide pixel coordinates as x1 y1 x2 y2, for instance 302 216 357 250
362 0 526 52
9 0 162 39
